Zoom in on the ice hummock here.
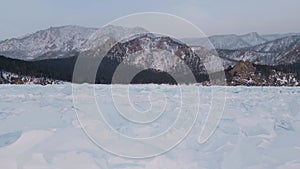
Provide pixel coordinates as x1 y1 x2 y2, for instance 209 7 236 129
0 84 299 169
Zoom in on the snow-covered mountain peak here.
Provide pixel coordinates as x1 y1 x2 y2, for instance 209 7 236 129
0 25 97 60
218 35 300 66
240 32 267 46
241 32 260 38
182 32 270 50
0 25 148 60
252 35 300 52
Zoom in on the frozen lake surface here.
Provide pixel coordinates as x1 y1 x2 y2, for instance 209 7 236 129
0 84 300 169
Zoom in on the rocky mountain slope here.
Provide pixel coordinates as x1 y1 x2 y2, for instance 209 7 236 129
104 34 206 73
224 61 299 86
96 33 212 84
0 71 62 85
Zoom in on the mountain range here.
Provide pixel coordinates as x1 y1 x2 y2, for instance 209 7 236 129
218 35 300 66
0 25 299 85
0 25 298 61
182 32 300 50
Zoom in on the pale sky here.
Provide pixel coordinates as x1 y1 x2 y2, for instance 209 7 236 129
0 0 299 40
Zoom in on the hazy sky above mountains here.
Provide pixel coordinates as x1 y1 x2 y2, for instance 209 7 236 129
0 0 299 40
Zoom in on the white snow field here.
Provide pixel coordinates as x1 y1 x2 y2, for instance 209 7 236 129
0 84 300 169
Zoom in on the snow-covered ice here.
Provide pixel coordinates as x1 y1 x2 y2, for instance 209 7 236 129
0 84 300 169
